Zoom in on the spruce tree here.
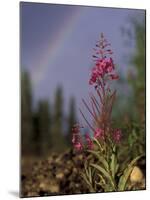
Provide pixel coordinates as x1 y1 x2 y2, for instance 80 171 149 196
37 100 51 155
130 17 145 123
67 97 76 146
52 86 66 151
123 16 146 123
21 71 33 155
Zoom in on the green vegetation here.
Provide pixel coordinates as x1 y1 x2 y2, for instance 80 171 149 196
21 71 33 155
21 73 77 156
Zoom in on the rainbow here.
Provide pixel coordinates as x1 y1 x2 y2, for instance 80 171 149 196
32 7 83 87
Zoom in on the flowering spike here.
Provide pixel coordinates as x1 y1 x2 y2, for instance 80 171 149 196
85 133 93 150
72 33 122 154
94 128 105 140
112 129 122 143
72 124 84 152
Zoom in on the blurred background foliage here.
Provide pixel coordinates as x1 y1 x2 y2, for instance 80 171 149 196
116 14 146 161
21 72 77 157
128 16 145 124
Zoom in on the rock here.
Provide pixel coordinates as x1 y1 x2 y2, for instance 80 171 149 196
72 167 78 173
49 183 60 193
27 191 39 197
64 168 70 175
39 180 60 193
39 182 47 190
130 166 143 183
56 172 64 180
36 174 44 180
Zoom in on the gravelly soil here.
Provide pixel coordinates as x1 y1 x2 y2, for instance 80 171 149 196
21 149 145 197
21 149 91 197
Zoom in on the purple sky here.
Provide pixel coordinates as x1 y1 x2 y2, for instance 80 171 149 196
20 2 145 121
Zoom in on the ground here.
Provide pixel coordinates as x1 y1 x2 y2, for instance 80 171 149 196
21 149 145 197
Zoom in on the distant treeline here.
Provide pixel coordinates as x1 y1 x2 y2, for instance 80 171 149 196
21 71 76 156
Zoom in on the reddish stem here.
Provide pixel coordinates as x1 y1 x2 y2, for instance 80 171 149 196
79 108 95 132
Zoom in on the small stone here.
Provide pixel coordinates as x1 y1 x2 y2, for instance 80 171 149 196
27 192 39 197
56 172 64 180
64 168 70 175
73 167 78 173
130 166 143 183
67 160 72 165
36 174 44 180
39 182 46 190
49 184 60 193
39 180 60 193
55 157 61 163
75 183 80 188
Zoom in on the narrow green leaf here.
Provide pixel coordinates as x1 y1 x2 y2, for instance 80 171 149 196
97 173 106 186
116 164 119 174
87 150 109 171
93 137 103 151
81 173 92 190
110 146 117 179
90 163 116 190
88 166 92 183
118 155 144 191
90 163 110 179
80 172 95 193
84 160 89 178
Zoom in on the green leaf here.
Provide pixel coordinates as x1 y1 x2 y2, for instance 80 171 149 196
128 134 133 147
87 150 109 171
84 160 89 178
83 161 93 185
90 163 109 179
110 146 118 179
118 155 144 191
97 173 106 185
93 137 103 152
88 166 92 184
90 163 116 190
80 172 95 192
80 172 89 185
95 173 106 191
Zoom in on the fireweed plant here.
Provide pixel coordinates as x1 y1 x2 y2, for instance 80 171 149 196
72 33 143 192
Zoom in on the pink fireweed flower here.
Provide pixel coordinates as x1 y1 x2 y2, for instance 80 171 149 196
74 142 83 151
89 57 116 85
94 128 105 140
89 34 119 87
85 133 93 150
72 124 83 151
104 58 114 73
96 58 114 73
89 65 104 85
112 129 122 143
